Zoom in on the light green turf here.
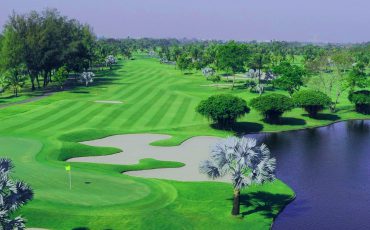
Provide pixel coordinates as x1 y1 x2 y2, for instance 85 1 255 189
0 54 367 229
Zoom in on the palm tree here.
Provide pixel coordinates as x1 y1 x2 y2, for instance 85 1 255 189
6 69 26 97
200 137 276 216
0 158 34 229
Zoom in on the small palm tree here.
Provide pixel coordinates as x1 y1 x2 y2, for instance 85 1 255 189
200 137 276 216
6 69 26 97
0 158 34 229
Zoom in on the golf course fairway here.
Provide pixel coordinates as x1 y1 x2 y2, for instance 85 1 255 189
3 54 366 229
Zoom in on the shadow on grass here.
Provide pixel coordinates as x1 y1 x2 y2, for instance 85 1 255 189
279 117 306 126
0 95 18 100
70 91 90 94
231 192 293 218
302 113 340 121
210 122 264 135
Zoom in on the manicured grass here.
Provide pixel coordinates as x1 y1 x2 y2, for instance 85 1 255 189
0 54 367 229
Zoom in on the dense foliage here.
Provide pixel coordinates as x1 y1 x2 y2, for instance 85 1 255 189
292 90 332 118
0 158 33 229
196 94 250 127
250 94 294 123
0 9 96 90
348 90 370 114
272 61 306 95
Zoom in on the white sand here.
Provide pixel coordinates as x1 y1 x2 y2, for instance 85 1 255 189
94 100 123 104
68 134 230 182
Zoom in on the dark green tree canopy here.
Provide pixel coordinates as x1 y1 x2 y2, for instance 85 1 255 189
0 9 96 90
196 94 250 127
215 41 248 74
292 90 331 118
348 90 370 114
347 62 368 91
272 61 306 95
176 53 193 72
250 93 294 123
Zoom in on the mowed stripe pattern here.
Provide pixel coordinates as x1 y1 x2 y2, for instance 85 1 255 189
1 57 208 134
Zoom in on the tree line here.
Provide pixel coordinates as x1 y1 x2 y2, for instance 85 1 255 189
0 9 124 96
153 40 369 116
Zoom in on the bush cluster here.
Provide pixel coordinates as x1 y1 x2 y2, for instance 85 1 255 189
196 94 250 127
348 90 370 114
292 90 331 118
250 93 294 123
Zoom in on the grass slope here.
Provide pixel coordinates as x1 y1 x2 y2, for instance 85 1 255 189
1 54 366 229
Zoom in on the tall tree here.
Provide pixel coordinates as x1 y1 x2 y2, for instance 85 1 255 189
247 50 271 94
216 41 248 89
1 9 96 90
273 61 306 96
0 22 24 79
328 51 354 112
6 67 26 96
347 62 368 92
176 52 193 72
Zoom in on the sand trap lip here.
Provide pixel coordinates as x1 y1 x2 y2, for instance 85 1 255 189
94 100 123 104
68 134 229 182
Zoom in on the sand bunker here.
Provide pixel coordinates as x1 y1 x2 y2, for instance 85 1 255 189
68 134 230 182
94 100 123 104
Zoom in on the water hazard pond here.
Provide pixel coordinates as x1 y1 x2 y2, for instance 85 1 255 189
249 120 370 230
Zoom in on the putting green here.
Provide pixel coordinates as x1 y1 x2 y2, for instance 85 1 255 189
0 136 177 209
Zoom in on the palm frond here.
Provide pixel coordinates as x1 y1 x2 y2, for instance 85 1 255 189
0 158 33 229
0 158 14 175
199 160 223 179
200 137 276 189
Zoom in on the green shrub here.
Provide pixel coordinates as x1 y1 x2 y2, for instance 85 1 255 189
196 94 250 127
292 90 331 118
250 93 294 123
208 75 221 83
348 90 370 114
244 79 257 91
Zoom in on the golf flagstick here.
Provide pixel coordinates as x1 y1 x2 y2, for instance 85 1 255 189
65 165 72 189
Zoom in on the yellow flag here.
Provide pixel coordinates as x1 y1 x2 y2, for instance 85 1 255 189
65 165 71 171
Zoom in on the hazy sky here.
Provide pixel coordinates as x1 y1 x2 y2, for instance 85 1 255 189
1 0 369 43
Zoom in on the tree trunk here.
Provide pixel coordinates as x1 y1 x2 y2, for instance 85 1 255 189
231 189 240 216
232 75 236 90
330 92 341 113
43 71 48 88
36 74 40 88
30 75 35 91
49 71 52 83
258 69 261 85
